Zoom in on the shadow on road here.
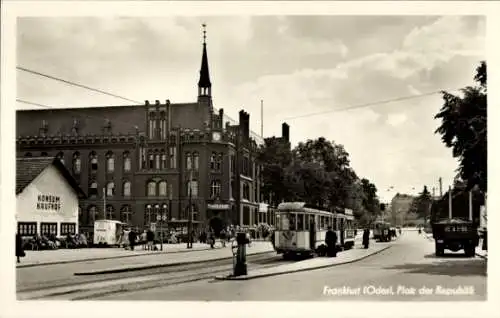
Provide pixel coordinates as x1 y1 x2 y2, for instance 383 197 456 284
424 253 471 259
383 259 486 277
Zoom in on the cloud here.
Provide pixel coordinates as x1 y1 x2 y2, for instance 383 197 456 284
386 113 407 127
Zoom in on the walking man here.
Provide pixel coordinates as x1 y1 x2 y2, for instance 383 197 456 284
325 226 337 257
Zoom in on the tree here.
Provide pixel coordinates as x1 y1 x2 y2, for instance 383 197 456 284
360 178 381 219
435 61 487 192
409 185 432 219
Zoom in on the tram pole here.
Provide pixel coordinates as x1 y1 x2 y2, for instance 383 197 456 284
187 169 193 249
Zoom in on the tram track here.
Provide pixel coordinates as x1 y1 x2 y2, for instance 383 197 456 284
17 252 292 300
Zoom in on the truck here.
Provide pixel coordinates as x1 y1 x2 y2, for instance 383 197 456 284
373 220 391 242
430 187 484 257
93 219 128 247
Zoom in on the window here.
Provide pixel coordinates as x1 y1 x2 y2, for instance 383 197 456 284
106 151 114 173
243 183 250 200
169 146 177 169
243 157 249 176
191 204 199 221
140 147 146 169
56 152 65 165
121 205 133 224
297 214 304 231
160 114 167 140
187 180 198 198
123 152 131 172
60 223 76 235
123 181 131 197
210 153 216 170
24 152 32 157
161 152 167 169
89 181 98 197
17 222 37 236
73 152 81 174
149 153 154 169
106 182 115 197
210 180 221 199
168 183 173 200
243 206 250 225
41 222 57 236
155 154 160 170
216 153 222 171
105 205 115 220
193 152 199 170
159 181 167 196
88 206 98 223
289 213 296 231
149 114 156 138
90 152 98 172
186 152 192 170
147 181 156 197
231 180 235 199
230 155 235 174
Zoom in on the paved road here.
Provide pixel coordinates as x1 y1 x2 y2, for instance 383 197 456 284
98 231 486 301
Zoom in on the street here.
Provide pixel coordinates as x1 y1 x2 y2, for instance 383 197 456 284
97 230 486 301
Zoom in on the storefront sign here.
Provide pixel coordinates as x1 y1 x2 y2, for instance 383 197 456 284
36 194 61 211
207 204 230 210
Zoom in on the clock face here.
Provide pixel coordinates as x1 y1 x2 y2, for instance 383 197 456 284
212 132 221 141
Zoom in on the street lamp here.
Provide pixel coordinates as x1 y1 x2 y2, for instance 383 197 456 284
157 204 168 251
146 204 152 227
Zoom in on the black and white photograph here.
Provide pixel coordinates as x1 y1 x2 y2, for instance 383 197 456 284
0 1 497 317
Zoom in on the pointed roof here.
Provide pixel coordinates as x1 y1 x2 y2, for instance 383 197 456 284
16 157 87 198
198 25 211 89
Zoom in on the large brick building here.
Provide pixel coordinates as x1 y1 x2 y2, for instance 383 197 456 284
16 29 288 236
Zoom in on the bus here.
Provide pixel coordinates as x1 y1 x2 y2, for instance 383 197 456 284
274 202 355 259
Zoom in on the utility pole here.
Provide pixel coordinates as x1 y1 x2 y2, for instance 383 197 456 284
103 187 106 220
260 99 264 137
235 127 241 227
448 185 452 219
187 169 193 249
439 177 443 197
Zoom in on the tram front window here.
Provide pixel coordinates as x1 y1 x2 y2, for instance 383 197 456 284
277 214 289 231
297 214 304 231
289 213 296 231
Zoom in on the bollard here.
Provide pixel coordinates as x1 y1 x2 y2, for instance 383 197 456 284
233 232 249 276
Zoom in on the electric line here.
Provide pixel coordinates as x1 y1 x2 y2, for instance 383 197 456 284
17 66 142 105
284 88 460 121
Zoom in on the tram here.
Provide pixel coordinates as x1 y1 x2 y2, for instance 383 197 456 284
274 202 356 259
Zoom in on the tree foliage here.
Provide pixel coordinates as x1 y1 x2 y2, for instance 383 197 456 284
258 137 381 225
434 61 487 192
409 185 432 219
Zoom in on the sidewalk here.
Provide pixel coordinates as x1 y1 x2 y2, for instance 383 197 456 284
215 241 392 281
73 241 274 275
17 240 234 268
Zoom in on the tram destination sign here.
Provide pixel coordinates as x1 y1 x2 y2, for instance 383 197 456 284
207 204 230 210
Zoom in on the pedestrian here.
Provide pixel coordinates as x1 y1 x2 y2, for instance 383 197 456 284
16 232 25 263
362 228 370 249
209 228 215 249
146 229 155 251
220 229 226 247
128 229 137 251
325 226 337 257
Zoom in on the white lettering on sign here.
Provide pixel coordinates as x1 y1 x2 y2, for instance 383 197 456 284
36 194 62 211
207 204 230 210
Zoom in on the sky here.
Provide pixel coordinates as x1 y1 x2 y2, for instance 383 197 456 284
16 15 486 203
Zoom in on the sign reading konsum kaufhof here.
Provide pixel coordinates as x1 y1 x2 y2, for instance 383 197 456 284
16 158 87 237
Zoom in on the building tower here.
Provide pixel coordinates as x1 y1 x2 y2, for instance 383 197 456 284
198 24 212 99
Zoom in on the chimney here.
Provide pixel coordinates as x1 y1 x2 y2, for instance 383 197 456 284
155 100 160 106
282 122 290 142
244 112 250 141
145 100 150 106
219 108 224 128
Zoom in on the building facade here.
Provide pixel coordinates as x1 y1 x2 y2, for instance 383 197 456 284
16 31 282 235
16 158 86 237
390 193 416 226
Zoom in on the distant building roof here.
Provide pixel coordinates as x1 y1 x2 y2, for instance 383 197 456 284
16 157 87 198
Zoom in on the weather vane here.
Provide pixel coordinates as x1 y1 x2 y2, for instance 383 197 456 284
202 23 207 44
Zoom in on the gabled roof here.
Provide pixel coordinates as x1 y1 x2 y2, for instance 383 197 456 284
16 157 87 199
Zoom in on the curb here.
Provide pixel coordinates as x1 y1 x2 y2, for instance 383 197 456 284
74 250 274 276
215 245 392 281
17 245 231 268
475 252 487 259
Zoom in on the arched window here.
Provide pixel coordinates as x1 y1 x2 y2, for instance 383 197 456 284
73 152 81 174
186 152 192 170
105 205 115 220
159 181 167 196
148 153 154 169
210 179 221 199
24 152 32 157
106 151 115 173
123 151 131 172
90 151 98 172
120 205 132 224
161 151 167 169
123 181 131 197
56 152 65 165
193 152 199 170
210 153 216 170
89 181 98 197
88 205 97 223
187 180 198 198
106 182 115 197
147 181 156 197
155 153 161 170
216 153 223 171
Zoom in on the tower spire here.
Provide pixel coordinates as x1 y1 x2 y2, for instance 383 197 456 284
198 23 211 97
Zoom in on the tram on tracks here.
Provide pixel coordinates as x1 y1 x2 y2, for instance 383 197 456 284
274 202 356 259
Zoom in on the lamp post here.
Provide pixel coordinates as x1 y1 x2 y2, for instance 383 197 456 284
157 204 168 251
146 204 152 228
187 169 193 249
